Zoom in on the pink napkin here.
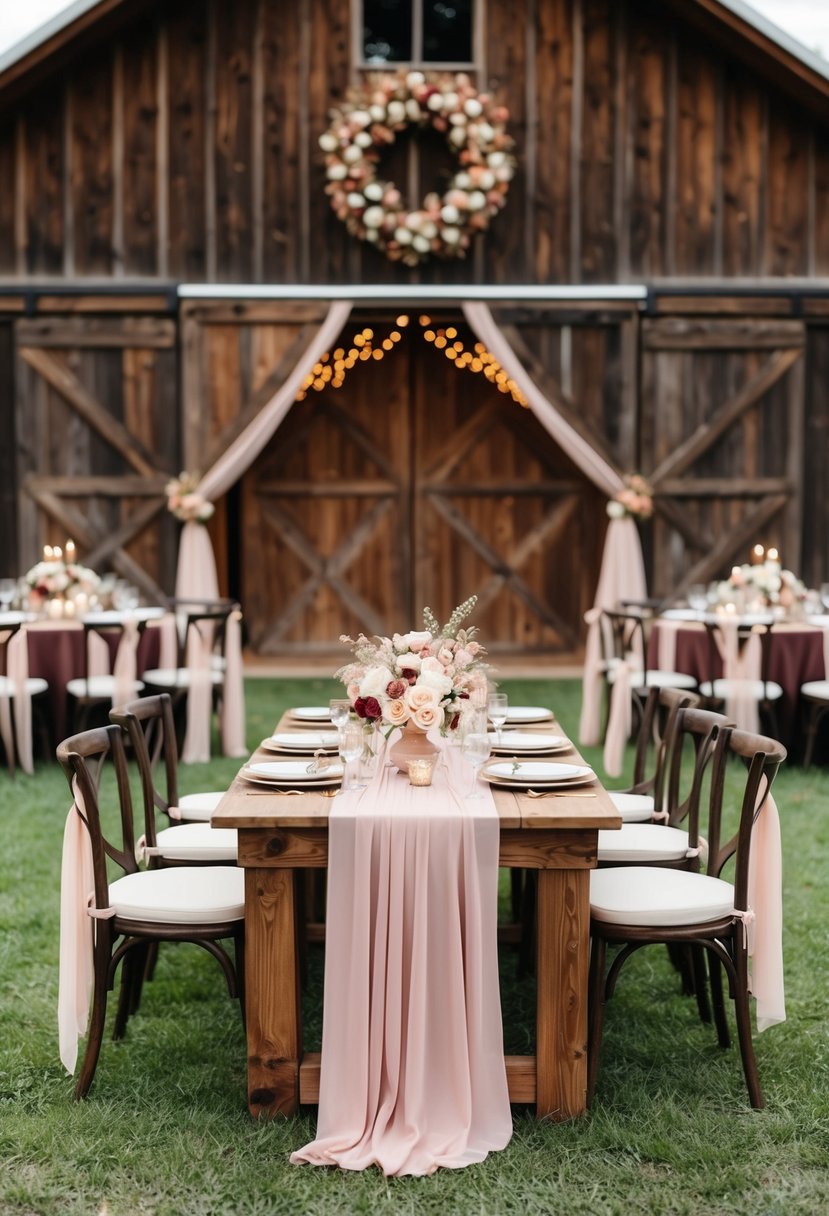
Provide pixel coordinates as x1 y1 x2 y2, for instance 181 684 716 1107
745 790 785 1031
291 740 512 1176
58 779 96 1074
220 610 246 758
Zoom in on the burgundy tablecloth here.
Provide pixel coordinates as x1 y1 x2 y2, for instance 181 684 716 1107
648 621 825 751
26 622 161 746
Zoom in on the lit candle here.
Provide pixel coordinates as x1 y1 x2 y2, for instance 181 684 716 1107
65 539 76 562
53 545 62 560
43 545 53 560
407 757 435 786
46 598 64 619
751 544 765 565
731 566 742 579
766 547 779 564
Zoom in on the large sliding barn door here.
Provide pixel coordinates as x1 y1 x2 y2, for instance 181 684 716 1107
641 318 806 597
14 315 179 598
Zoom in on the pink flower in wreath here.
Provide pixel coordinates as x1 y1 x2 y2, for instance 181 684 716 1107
386 678 408 700
384 699 410 726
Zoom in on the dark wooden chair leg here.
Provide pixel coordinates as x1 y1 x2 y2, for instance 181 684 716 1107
733 946 763 1109
691 945 712 1024
75 943 110 1099
587 933 607 1106
708 951 730 1048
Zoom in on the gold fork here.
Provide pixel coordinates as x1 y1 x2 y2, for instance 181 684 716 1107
526 789 598 799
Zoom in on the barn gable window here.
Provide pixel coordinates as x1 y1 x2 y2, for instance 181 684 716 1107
359 0 476 68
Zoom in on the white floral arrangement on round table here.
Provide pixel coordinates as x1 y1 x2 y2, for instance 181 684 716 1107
25 559 100 607
714 562 807 611
165 471 215 524
336 596 489 733
319 71 516 267
606 474 654 521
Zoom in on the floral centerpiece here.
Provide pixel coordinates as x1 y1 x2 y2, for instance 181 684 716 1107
714 562 807 612
606 474 654 521
165 471 214 524
25 558 100 613
336 596 489 745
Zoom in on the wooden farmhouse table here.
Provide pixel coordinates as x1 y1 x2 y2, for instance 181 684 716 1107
213 713 621 1122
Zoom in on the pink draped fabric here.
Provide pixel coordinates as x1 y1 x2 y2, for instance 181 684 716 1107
460 303 648 751
181 620 214 765
58 779 96 1074
112 617 141 707
291 739 512 1177
580 518 648 747
220 611 246 757
657 619 681 673
158 614 178 670
603 658 632 778
712 619 762 734
746 790 785 1031
0 628 34 774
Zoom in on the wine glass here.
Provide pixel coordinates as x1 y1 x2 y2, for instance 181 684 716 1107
821 583 829 613
687 584 708 614
0 578 16 612
329 698 351 733
338 721 365 792
461 731 492 800
487 692 508 748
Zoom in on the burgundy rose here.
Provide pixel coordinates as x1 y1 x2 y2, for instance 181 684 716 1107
449 713 460 731
363 696 382 720
386 679 407 699
400 668 418 685
353 697 368 719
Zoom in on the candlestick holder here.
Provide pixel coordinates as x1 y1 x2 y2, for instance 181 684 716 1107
407 757 436 786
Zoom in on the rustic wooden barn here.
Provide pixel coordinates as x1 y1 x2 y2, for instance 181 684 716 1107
0 0 827 656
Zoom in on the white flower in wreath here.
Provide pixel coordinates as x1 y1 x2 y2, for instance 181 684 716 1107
327 163 347 181
395 227 414 245
359 665 395 698
318 132 338 153
364 182 384 202
606 500 626 519
363 206 385 228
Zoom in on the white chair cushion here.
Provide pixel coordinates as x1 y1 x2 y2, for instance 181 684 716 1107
590 866 734 927
801 680 829 700
699 679 783 701
0 676 49 697
607 791 654 822
598 823 693 863
66 676 144 699
141 667 223 689
172 790 226 822
108 865 244 924
606 667 696 691
155 823 238 861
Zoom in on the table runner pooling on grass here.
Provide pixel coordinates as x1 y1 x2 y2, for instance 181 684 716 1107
291 738 512 1177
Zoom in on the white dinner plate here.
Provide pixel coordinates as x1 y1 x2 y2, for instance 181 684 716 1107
661 608 702 622
806 613 829 628
490 732 570 754
242 759 344 783
503 706 554 724
261 731 340 753
81 606 166 624
288 705 333 722
482 760 594 785
239 772 341 790
0 611 35 626
484 770 597 790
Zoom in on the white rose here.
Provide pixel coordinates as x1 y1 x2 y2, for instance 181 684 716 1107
464 98 482 118
369 104 386 122
319 132 338 152
478 170 495 190
449 111 467 126
440 204 460 224
496 166 514 182
347 192 365 209
477 122 495 144
412 235 431 253
468 190 487 210
351 109 371 128
359 665 394 698
455 172 472 189
394 226 413 245
363 206 385 228
365 229 380 243
405 99 421 121
343 145 362 164
449 127 467 147
387 100 406 124
405 212 422 230
606 500 625 519
444 92 459 110
354 131 372 148
406 70 425 88
364 182 383 201
427 92 444 111
418 668 453 697
441 226 461 246
326 163 347 181
488 151 507 169
420 219 438 239
396 652 422 672
407 630 432 649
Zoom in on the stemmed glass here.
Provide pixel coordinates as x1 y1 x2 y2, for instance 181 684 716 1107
487 692 508 748
329 698 351 733
687 584 708 614
0 579 16 612
821 583 829 613
461 730 492 800
338 721 365 792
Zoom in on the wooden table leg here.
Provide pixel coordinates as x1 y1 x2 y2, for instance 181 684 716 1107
535 867 590 1119
244 866 301 1117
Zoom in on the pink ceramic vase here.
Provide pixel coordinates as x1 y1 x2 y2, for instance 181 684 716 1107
388 719 439 773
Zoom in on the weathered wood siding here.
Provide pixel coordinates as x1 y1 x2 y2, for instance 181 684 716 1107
1 0 827 284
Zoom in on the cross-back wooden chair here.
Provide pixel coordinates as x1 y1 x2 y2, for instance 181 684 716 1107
66 615 149 733
606 686 700 824
588 724 786 1109
56 723 244 1099
601 607 698 747
110 693 236 864
0 616 49 775
699 617 782 738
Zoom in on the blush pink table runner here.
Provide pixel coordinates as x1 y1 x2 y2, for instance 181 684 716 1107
291 739 512 1177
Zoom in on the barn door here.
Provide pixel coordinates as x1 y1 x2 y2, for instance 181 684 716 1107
641 318 806 597
14 314 179 598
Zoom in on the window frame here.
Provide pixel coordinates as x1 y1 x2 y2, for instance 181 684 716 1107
353 0 483 72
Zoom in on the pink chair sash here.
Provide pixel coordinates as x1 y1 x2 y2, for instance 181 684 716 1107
157 614 178 670
112 617 140 707
291 739 512 1177
220 610 246 757
657 619 681 674
0 628 34 774
181 621 213 764
712 619 761 733
603 660 633 778
58 780 97 1074
745 790 785 1031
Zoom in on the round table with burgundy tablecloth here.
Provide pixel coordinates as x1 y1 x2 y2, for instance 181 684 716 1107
648 618 826 755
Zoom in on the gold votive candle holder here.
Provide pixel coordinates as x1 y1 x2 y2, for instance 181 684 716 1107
407 757 436 786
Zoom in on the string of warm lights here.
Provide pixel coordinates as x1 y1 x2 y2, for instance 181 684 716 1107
295 312 527 406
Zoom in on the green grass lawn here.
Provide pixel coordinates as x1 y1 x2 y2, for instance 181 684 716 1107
2 676 828 1215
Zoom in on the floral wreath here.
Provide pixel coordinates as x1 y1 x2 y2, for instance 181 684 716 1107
166 471 214 525
319 70 515 267
606 474 654 521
